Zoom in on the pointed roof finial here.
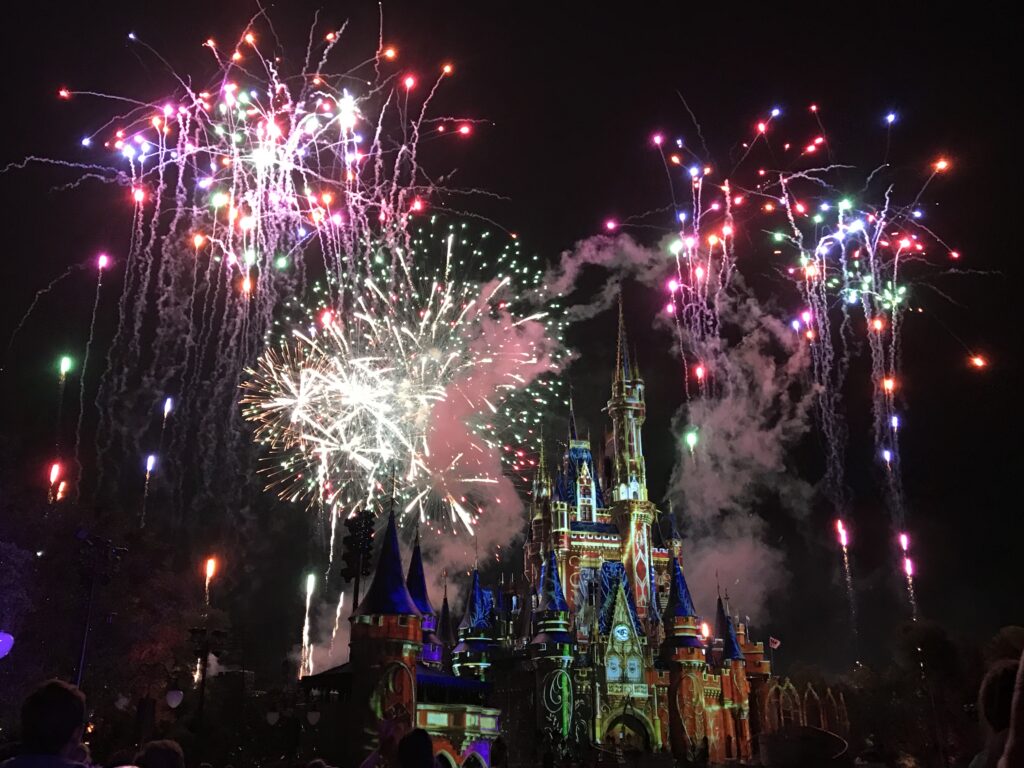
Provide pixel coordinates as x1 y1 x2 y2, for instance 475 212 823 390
666 555 697 618
406 530 434 617
353 508 420 617
568 387 578 440
533 425 550 500
716 593 743 661
615 291 631 384
538 424 547 469
537 548 569 612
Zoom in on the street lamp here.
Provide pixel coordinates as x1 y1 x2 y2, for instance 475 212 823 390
165 681 184 710
0 631 14 659
75 532 126 687
191 556 225 735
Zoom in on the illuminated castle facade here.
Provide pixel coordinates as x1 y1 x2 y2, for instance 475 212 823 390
303 305 790 766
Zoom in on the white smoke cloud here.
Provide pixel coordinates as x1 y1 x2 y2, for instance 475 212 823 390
544 233 678 320
546 234 816 621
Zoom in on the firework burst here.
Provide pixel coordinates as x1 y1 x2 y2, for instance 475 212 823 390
242 223 561 536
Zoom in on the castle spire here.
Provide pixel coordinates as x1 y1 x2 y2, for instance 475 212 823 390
459 568 492 631
615 292 631 384
353 509 420 617
438 570 457 646
405 531 434 619
666 555 697 619
568 389 578 441
537 548 569 612
533 427 551 500
715 594 743 661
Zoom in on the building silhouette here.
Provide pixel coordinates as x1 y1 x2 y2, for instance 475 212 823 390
301 302 847 766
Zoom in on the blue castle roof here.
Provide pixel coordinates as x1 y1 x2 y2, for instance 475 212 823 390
459 569 493 632
553 442 605 508
353 510 420 618
405 535 434 617
597 561 643 636
666 556 697 619
715 595 743 661
438 583 457 645
537 548 569 612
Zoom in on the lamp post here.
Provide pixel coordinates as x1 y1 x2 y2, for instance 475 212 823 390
190 556 225 737
74 532 126 687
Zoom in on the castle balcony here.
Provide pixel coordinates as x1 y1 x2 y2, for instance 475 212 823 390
606 682 648 699
417 703 501 738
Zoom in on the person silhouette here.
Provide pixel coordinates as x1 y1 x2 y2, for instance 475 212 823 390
1 680 87 768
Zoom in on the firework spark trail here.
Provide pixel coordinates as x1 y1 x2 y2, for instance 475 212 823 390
3 265 85 370
636 110 960 621
300 573 315 679
42 20 495 515
330 589 345 652
835 519 857 638
204 556 217 608
140 453 155 527
52 355 75 462
74 255 110 498
899 532 918 620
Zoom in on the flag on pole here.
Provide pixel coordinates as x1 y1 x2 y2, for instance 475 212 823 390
769 636 782 650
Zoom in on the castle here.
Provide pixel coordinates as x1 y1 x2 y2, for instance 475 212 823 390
303 304 794 766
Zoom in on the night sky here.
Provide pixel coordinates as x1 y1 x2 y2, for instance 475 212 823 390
1 2 1019 676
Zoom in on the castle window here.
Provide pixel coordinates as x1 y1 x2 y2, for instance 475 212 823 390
606 654 622 682
626 656 642 682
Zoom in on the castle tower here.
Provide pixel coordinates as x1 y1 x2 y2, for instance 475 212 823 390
437 573 458 671
525 439 552 590
607 296 655 618
714 595 752 762
553 398 604 526
550 399 605 602
452 568 496 681
529 548 576 744
661 556 707 761
349 510 422 755
608 296 648 501
406 533 442 668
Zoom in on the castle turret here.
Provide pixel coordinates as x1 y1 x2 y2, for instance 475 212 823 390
437 573 458 670
349 510 421 757
530 549 575 744
607 296 655 618
531 548 572 645
532 434 552 503
525 438 552 590
608 295 648 502
714 595 752 763
661 556 707 762
406 533 442 668
452 569 496 681
553 398 604 526
715 595 744 663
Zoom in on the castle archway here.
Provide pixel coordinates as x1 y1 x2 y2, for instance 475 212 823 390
369 662 415 722
462 753 487 768
603 711 652 751
434 753 457 768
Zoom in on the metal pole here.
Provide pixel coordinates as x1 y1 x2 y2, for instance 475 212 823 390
197 636 209 727
75 578 96 687
352 556 361 612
